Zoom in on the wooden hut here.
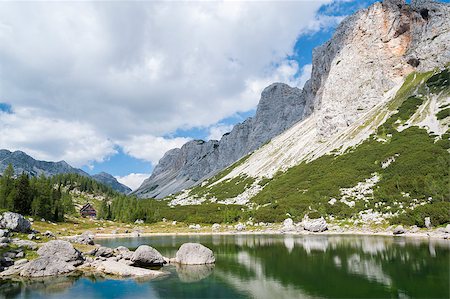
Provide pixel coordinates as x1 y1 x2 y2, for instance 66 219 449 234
80 203 97 218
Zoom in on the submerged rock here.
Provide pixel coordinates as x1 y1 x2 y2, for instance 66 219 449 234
96 260 167 278
175 243 215 265
0 212 31 232
131 245 165 266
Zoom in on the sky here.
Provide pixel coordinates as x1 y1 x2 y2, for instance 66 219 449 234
0 0 395 190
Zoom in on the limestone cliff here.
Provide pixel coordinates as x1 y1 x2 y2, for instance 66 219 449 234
134 0 450 199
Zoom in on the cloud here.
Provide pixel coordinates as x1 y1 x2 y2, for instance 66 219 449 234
0 0 341 169
0 107 116 167
119 135 191 165
115 173 150 191
207 124 234 141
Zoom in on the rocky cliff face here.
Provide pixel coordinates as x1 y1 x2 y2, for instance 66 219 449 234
133 83 306 198
134 0 450 199
0 149 131 194
308 0 450 139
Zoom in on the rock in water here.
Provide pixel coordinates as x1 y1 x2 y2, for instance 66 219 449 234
0 212 31 232
393 225 406 235
37 240 84 265
96 260 167 278
303 216 327 232
131 245 165 266
175 243 215 265
20 256 75 277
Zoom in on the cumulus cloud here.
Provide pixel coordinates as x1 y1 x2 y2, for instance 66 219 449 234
115 173 150 191
119 135 191 165
0 108 116 167
0 0 342 169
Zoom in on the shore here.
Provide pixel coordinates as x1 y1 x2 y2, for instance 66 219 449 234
91 227 449 240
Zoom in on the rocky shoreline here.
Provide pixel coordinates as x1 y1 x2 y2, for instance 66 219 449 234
0 212 216 280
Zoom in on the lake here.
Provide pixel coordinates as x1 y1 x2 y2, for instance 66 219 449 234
0 234 448 298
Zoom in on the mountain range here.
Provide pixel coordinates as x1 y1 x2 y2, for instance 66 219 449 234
133 0 450 202
0 149 131 194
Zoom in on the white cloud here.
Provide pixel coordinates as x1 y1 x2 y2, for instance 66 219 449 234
0 108 116 167
0 0 342 169
207 124 234 141
119 135 191 165
115 173 150 191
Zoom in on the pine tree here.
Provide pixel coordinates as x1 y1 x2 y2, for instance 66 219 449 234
14 173 32 215
0 164 15 209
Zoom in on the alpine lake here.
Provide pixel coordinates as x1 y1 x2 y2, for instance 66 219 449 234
0 234 448 299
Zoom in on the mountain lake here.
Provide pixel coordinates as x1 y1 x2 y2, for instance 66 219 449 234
0 234 448 298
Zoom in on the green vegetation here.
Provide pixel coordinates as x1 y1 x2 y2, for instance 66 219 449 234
436 107 450 120
0 165 75 221
249 68 450 225
104 195 244 224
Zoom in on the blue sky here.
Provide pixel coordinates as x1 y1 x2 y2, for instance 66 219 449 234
1 0 445 189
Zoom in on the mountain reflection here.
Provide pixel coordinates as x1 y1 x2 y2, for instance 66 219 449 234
2 235 448 299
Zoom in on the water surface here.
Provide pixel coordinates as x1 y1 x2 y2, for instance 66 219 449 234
1 234 448 298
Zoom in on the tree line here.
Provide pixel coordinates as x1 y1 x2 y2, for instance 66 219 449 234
0 164 75 221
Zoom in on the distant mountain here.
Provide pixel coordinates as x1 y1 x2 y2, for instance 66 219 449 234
92 172 131 194
0 149 88 177
0 149 131 194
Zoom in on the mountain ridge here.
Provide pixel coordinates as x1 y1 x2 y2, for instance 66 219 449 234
134 0 450 199
0 149 131 194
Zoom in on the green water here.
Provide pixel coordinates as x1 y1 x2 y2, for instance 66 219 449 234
0 234 448 298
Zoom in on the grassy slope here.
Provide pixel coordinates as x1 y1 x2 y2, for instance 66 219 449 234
248 67 449 225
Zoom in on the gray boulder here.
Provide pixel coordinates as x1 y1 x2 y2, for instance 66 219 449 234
424 217 431 229
445 224 450 234
131 245 165 266
94 246 114 258
37 240 84 265
0 229 9 237
393 225 406 235
303 216 327 232
69 231 94 245
11 239 37 250
20 256 75 277
175 243 215 265
114 246 133 260
0 212 31 232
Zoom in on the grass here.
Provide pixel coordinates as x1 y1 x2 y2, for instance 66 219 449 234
248 67 450 225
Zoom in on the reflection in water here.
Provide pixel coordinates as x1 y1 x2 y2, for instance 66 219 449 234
1 235 448 299
176 264 215 283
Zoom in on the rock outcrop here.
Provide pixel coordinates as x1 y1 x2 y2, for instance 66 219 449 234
175 243 215 265
131 245 165 267
19 256 75 277
303 216 328 233
0 212 31 233
37 240 84 266
133 83 307 198
134 0 450 200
